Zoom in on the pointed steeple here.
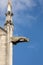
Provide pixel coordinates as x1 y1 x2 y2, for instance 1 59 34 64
4 0 14 39
4 0 13 25
7 0 12 12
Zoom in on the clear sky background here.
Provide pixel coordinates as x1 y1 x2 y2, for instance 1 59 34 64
0 0 43 65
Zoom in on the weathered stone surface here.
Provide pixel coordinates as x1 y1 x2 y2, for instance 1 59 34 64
0 28 7 65
0 27 13 65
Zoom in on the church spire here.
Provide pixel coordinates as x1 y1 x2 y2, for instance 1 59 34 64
4 0 13 25
7 0 12 12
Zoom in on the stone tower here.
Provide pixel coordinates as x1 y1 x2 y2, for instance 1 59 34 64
4 0 14 65
0 0 29 65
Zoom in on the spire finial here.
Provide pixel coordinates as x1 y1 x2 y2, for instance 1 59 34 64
8 0 11 5
7 0 12 12
4 0 13 25
8 0 10 2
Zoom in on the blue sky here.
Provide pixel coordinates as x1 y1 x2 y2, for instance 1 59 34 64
0 0 43 65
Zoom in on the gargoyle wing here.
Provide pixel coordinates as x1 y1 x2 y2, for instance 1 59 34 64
11 36 29 45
